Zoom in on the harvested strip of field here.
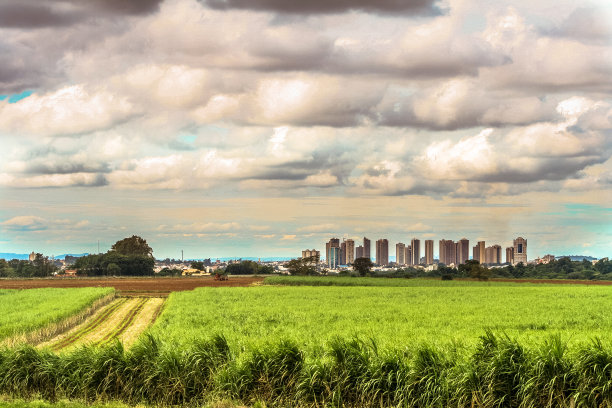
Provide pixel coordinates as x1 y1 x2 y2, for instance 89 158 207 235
42 298 129 351
0 288 114 344
118 297 165 346
40 297 166 351
91 298 148 347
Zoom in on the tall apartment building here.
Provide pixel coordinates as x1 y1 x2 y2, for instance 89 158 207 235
396 243 406 265
425 240 434 265
457 238 470 265
345 239 355 265
356 245 364 259
301 249 320 263
363 237 371 260
326 238 340 268
474 241 485 263
473 245 479 262
485 245 502 264
405 245 412 266
411 238 420 266
513 237 527 265
340 241 347 265
376 239 389 266
328 246 339 269
506 247 514 264
439 239 457 265
493 245 502 264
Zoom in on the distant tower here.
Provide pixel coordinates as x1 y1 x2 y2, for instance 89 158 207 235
340 241 347 265
355 245 364 259
345 239 355 264
396 243 406 265
376 239 389 266
363 237 371 260
329 246 339 269
506 247 514 264
326 238 340 268
405 245 412 266
513 237 527 265
411 238 420 265
478 241 485 264
425 240 434 265
457 238 469 265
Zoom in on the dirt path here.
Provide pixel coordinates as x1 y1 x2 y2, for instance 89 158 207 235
0 276 265 290
40 296 166 351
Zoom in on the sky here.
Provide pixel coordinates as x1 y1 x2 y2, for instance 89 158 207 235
0 0 611 260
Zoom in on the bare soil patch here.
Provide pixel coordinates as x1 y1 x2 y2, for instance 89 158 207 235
0 276 265 291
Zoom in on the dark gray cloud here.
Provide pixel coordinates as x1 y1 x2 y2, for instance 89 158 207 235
247 150 353 185
203 0 441 15
25 162 111 175
0 0 162 29
0 3 81 28
473 156 607 184
73 174 109 187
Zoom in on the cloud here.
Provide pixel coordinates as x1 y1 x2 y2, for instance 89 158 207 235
543 6 612 46
0 173 108 188
281 234 297 240
0 85 135 137
297 224 338 233
1 216 47 231
1 216 92 231
157 222 241 233
202 0 442 16
0 0 162 28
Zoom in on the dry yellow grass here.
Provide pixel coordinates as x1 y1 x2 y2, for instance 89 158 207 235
119 297 165 346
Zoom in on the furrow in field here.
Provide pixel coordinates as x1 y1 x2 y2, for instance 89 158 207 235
119 297 166 347
92 297 149 347
45 298 128 351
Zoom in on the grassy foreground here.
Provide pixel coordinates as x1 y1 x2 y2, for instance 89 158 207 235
0 288 114 342
1 332 612 407
149 284 612 350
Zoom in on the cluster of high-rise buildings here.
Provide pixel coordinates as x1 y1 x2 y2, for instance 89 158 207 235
320 237 527 269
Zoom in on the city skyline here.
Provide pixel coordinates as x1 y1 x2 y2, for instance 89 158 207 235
324 235 532 266
0 0 610 260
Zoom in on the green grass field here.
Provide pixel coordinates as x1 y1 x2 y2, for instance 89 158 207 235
149 281 612 352
263 275 545 286
0 288 114 341
2 281 612 406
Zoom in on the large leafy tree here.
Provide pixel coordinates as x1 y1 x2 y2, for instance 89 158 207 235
353 257 373 276
285 257 318 275
111 235 153 257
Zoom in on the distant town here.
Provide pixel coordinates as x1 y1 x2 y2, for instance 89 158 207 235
0 233 606 278
309 236 531 271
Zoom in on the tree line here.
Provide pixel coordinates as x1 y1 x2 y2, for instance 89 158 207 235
73 236 154 276
0 254 58 278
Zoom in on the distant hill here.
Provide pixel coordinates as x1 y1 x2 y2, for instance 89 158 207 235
555 255 598 262
0 253 89 261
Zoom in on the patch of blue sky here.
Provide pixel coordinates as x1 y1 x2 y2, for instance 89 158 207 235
0 90 34 103
179 134 197 144
564 203 612 214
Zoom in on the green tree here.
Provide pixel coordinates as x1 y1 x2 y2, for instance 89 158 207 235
460 260 490 281
111 235 153 257
106 263 121 276
32 253 57 277
191 261 205 271
285 257 318 275
353 257 373 277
